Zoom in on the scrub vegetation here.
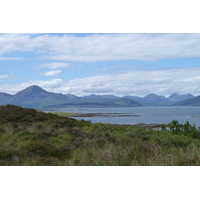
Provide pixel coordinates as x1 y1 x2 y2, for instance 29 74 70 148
1 105 200 166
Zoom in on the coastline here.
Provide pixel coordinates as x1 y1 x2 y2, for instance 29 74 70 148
53 112 168 128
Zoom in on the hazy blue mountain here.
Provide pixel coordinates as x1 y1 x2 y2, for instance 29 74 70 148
1 85 198 108
0 93 13 105
168 93 194 102
9 85 68 108
174 95 200 106
123 95 155 106
83 94 99 99
98 95 119 99
124 93 195 105
83 94 119 99
123 95 143 101
65 94 78 99
143 93 172 105
47 97 142 108
2 85 142 108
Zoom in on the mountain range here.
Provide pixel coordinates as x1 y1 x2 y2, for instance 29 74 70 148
0 85 198 108
123 93 195 106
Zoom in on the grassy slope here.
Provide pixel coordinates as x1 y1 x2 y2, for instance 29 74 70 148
1 105 200 166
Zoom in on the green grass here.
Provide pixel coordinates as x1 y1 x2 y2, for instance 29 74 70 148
1 105 200 166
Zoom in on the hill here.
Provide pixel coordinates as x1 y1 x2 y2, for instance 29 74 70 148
46 97 142 108
142 93 172 105
0 85 198 108
168 93 194 103
175 95 200 106
84 94 119 99
65 93 78 99
124 93 195 106
0 85 142 108
0 93 13 105
8 85 68 108
1 105 200 166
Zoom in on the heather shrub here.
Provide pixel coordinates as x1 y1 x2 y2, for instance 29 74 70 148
1 105 200 166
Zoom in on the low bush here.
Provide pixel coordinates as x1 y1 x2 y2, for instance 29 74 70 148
1 105 200 165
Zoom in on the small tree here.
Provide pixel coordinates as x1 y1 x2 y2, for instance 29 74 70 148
168 120 182 134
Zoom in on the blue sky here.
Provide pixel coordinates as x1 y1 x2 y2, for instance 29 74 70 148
1 33 200 97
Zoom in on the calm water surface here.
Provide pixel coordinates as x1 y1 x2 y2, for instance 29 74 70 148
51 106 200 127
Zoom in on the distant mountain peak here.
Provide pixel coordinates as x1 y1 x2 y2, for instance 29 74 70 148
144 93 166 99
8 85 68 107
24 85 46 92
168 93 194 102
0 85 197 108
171 93 178 95
143 93 171 104
27 85 40 88
84 94 99 98
65 93 78 99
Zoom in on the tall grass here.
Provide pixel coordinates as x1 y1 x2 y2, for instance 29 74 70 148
1 105 200 166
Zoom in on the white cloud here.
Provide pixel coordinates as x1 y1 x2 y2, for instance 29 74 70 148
38 62 71 69
1 33 200 62
41 70 62 77
52 67 200 97
1 79 64 94
0 57 23 60
0 74 9 79
2 67 200 97
0 74 10 82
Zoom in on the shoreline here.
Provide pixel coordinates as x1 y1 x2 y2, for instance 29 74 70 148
53 112 142 118
53 112 168 128
133 123 168 128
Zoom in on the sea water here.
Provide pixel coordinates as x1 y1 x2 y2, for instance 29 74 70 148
51 106 200 127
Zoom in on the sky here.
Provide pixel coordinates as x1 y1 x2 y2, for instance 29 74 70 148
1 33 200 97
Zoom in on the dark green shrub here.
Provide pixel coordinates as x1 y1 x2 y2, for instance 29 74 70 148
33 131 53 140
155 133 192 147
0 127 5 135
168 120 200 139
20 141 70 159
168 120 182 134
161 124 167 131
0 149 13 160
30 157 61 166
183 121 200 139
36 124 44 130
17 130 31 137
95 138 107 147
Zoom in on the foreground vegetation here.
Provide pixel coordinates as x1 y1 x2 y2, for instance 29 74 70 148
1 105 200 166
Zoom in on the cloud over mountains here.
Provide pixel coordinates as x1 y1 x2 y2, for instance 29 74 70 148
1 33 200 97
41 70 62 77
1 67 200 97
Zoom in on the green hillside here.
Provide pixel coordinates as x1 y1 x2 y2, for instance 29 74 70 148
1 105 200 166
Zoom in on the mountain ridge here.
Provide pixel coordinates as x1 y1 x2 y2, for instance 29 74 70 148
168 93 194 103
174 95 200 106
7 85 69 108
0 85 198 108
